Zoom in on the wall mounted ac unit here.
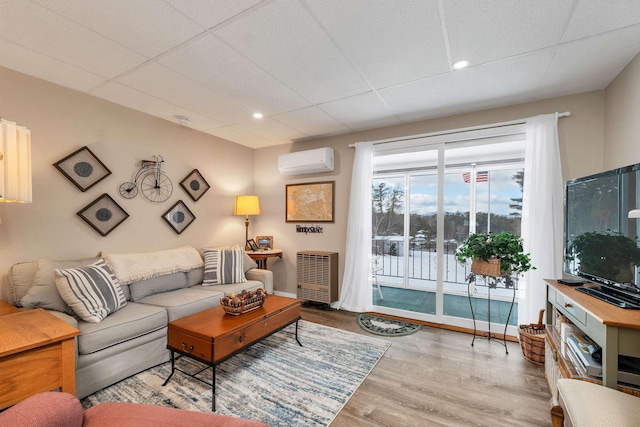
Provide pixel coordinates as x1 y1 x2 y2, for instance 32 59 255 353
278 147 334 175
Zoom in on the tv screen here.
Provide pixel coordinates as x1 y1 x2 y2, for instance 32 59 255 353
564 163 640 290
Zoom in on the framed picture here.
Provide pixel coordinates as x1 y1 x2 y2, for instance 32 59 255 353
54 146 112 192
285 181 334 223
162 200 195 234
77 193 129 236
180 169 210 202
256 235 273 250
247 239 259 251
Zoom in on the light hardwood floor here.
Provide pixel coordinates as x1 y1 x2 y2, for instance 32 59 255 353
300 306 552 427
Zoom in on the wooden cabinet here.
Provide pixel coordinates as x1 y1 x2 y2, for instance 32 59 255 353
0 305 80 409
545 280 640 395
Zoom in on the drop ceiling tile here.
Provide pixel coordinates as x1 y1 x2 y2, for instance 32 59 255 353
168 0 264 29
116 62 254 124
214 0 370 104
0 40 106 92
562 0 640 42
273 106 350 136
539 25 640 99
453 48 554 104
443 0 574 65
233 117 306 142
318 92 401 130
0 1 146 78
205 125 282 149
90 81 225 130
31 0 204 57
378 73 462 122
158 33 310 115
304 0 449 89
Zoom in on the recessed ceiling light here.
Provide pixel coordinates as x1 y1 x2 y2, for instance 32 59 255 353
453 60 470 70
253 112 263 119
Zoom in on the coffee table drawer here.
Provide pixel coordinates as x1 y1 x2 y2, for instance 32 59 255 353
168 331 211 362
213 307 299 361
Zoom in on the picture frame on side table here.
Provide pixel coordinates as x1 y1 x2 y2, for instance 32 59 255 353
77 193 129 236
256 236 273 250
247 239 259 251
54 146 112 192
162 200 195 234
285 181 334 222
180 169 210 202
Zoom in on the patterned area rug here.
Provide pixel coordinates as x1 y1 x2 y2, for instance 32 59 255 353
356 313 423 336
82 320 389 426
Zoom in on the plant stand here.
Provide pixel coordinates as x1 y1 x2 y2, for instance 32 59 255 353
467 273 518 353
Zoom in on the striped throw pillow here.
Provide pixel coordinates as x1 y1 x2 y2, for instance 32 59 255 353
203 246 247 286
54 259 127 323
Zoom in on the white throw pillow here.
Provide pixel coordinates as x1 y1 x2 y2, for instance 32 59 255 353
202 246 247 286
55 260 127 323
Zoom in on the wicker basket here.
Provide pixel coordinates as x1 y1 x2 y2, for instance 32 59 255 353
519 309 546 365
221 293 267 316
471 259 502 277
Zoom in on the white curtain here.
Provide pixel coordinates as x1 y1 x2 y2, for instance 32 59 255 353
519 114 564 324
0 119 32 203
333 142 374 312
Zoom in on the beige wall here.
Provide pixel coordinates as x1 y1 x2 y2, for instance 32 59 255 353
255 91 607 296
0 66 255 299
604 53 640 169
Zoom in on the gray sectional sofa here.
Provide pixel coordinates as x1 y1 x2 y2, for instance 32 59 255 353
3 246 273 399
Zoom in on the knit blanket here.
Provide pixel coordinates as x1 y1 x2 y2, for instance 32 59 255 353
101 246 204 285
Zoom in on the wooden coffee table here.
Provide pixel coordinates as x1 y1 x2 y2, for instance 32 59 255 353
163 295 302 411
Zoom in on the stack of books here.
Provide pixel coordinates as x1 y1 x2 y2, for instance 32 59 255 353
565 332 640 387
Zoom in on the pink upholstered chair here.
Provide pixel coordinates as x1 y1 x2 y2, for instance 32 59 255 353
0 392 268 427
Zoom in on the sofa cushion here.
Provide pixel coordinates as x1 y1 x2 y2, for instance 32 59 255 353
20 257 100 314
77 302 167 355
129 271 188 302
193 280 265 297
203 246 246 286
243 253 258 272
137 287 223 321
55 260 127 323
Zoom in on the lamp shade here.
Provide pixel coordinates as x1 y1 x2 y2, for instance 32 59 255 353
234 195 260 216
0 119 32 203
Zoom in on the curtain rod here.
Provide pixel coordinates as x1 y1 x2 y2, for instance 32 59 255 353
348 111 571 148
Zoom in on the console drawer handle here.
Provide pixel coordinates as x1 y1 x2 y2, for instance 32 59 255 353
564 303 572 308
181 343 194 354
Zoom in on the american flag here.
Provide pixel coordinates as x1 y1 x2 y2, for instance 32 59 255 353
463 171 489 183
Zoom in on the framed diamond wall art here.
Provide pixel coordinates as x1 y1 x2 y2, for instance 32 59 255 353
54 146 112 192
162 200 195 234
77 193 129 236
180 169 210 202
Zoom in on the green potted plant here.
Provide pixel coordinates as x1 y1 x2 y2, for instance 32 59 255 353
455 231 535 277
569 231 640 283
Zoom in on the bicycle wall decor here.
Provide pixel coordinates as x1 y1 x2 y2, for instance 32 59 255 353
119 155 173 203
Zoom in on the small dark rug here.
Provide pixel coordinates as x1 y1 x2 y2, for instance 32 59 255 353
356 313 423 336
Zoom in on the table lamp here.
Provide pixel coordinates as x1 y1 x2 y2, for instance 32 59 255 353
234 195 260 249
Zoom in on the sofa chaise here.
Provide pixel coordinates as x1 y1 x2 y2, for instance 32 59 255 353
3 246 273 399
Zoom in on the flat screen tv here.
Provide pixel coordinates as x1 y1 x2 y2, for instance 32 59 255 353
564 163 640 292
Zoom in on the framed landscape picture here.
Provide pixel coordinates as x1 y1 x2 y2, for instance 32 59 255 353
54 146 112 192
77 193 129 236
285 181 334 223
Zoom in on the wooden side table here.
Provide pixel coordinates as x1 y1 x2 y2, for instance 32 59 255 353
246 249 283 270
0 303 80 409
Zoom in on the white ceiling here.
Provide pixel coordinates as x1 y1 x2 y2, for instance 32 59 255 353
1 0 640 149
